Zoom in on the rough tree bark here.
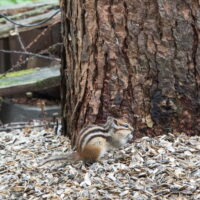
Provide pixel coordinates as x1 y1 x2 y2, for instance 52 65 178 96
60 0 200 141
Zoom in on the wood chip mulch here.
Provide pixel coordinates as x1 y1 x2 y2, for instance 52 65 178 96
0 121 200 200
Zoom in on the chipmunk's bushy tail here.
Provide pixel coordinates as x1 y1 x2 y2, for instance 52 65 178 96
39 152 80 166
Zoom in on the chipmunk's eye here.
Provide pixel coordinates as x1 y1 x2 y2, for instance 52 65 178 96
123 123 129 128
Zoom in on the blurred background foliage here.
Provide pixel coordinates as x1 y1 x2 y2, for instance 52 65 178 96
0 0 44 6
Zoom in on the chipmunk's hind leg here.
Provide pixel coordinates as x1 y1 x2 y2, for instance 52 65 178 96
78 144 101 163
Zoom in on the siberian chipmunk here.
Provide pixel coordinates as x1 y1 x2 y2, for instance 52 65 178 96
41 116 133 165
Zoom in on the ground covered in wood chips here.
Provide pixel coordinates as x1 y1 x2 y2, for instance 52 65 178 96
0 121 200 200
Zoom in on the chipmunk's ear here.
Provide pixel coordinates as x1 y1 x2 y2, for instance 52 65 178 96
107 116 113 122
106 116 119 129
107 117 119 129
105 116 114 128
106 116 113 125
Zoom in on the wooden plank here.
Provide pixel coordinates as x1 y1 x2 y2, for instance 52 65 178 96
0 10 61 39
0 0 58 14
0 4 58 24
0 65 60 96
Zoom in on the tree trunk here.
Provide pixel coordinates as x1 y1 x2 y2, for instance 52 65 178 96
60 0 200 141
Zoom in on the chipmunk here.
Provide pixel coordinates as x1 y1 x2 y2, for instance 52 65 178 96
41 116 133 165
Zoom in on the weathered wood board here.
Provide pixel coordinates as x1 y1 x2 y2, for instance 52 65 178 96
0 65 60 96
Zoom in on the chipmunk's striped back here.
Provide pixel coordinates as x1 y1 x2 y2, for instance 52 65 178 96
74 119 113 151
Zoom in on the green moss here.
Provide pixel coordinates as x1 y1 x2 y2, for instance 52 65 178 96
35 77 60 88
0 68 37 79
0 80 19 87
